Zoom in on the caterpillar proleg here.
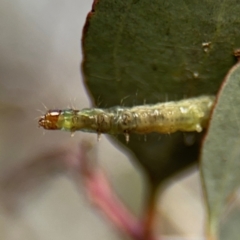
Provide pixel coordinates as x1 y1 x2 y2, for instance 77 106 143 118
38 96 215 142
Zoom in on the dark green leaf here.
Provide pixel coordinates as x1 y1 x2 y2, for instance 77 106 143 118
82 0 240 184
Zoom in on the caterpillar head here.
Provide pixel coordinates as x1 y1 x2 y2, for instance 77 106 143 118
38 110 61 130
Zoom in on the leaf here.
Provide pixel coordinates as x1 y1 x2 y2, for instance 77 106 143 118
220 207 240 240
200 61 240 239
82 0 240 184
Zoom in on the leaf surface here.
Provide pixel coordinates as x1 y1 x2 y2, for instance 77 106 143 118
201 61 240 239
82 0 240 184
220 208 240 240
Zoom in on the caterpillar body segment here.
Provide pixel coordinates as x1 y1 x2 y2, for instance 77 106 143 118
38 96 215 141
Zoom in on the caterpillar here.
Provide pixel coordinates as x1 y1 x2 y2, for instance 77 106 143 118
38 95 215 142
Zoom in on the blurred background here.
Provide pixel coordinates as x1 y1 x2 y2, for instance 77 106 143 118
0 0 205 239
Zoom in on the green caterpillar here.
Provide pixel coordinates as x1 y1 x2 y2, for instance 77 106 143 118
38 95 215 142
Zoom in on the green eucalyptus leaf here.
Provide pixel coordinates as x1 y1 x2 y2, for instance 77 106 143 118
201 62 240 239
82 0 240 184
220 207 240 240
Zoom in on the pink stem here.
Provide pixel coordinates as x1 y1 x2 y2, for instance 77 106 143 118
69 143 160 240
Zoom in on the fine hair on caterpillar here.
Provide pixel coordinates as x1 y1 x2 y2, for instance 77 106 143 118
38 95 215 142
